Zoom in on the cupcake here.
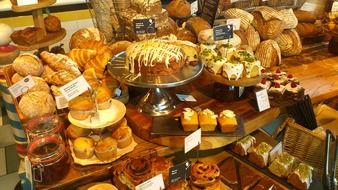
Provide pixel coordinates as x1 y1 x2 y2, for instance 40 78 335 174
95 137 117 161
96 86 112 110
112 126 132 149
198 109 217 131
73 137 95 159
67 124 91 139
180 108 199 131
69 95 95 120
217 110 237 133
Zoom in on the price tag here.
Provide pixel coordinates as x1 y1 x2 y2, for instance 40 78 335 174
255 89 270 112
301 2 316 12
135 174 165 190
332 2 338 12
114 88 122 97
176 94 197 102
169 161 191 184
17 0 38 6
8 75 35 98
269 142 283 163
227 18 241 30
55 96 68 109
60 75 90 101
230 0 238 3
133 19 156 35
185 128 201 153
201 0 220 25
191 1 198 15
213 24 233 41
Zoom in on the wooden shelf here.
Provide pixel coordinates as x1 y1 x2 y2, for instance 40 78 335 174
15 28 66 51
11 0 56 12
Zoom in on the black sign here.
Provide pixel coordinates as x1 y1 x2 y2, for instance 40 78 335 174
169 161 191 184
133 18 156 35
200 0 220 26
213 24 233 41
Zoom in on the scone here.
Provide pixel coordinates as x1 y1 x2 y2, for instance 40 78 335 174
66 124 91 139
95 137 117 161
217 110 237 133
112 126 132 149
73 137 95 159
248 142 272 168
287 163 313 190
96 86 112 110
180 108 199 131
198 109 217 131
268 152 298 178
190 161 221 190
68 95 95 120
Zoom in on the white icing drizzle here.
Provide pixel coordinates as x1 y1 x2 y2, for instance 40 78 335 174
208 57 226 74
219 110 236 118
200 109 217 119
294 163 313 188
222 61 244 80
125 39 185 74
183 108 195 121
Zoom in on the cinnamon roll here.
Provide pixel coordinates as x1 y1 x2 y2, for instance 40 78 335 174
189 161 221 190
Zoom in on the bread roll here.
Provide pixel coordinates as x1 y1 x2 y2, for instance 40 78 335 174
295 23 319 37
294 10 316 23
73 137 95 159
186 17 211 37
19 91 56 119
255 40 281 68
166 0 191 18
176 27 197 44
69 27 106 49
252 12 285 40
109 41 132 56
223 8 254 31
12 53 44 76
279 9 298 29
275 29 302 56
245 25 260 51
44 15 61 33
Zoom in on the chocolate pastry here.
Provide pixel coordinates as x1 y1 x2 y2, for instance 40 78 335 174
253 178 284 190
239 164 261 190
219 157 238 184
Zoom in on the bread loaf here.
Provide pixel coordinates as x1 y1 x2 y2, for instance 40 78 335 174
253 6 283 21
255 40 281 68
176 27 197 43
12 53 44 77
19 91 56 119
294 10 316 23
275 29 302 56
68 49 97 71
279 9 298 29
166 0 191 18
235 30 248 45
252 12 285 40
245 25 260 51
295 23 319 37
223 8 253 31
186 17 211 37
44 70 76 86
69 27 106 49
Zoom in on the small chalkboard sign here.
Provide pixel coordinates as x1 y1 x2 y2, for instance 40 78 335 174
169 161 191 184
200 0 220 26
213 24 233 41
133 18 156 35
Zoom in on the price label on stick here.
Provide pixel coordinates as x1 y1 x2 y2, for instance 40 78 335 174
17 0 38 6
169 161 191 184
60 75 90 101
8 75 35 98
133 18 156 35
255 89 270 112
185 128 201 153
213 24 233 41
227 18 241 31
135 174 165 190
269 142 283 163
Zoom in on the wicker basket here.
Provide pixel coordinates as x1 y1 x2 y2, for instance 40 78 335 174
283 119 337 177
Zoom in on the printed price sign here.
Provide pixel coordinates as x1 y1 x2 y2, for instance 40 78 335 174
169 161 191 184
60 75 90 101
332 2 338 12
184 128 201 153
213 24 233 41
133 19 156 35
55 96 68 109
176 94 197 102
135 174 165 190
227 18 241 31
200 0 220 25
17 0 38 6
255 89 270 112
8 75 35 98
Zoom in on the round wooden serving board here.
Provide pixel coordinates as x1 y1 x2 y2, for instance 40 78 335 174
203 69 261 87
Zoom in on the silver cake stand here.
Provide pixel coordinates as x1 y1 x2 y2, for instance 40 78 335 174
107 52 203 116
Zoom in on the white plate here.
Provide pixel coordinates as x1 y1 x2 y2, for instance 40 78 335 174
68 99 126 129
69 134 137 166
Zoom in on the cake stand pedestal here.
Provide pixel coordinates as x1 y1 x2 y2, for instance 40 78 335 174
107 52 203 116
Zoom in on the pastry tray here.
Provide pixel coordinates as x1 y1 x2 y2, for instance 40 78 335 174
68 136 137 166
150 116 245 137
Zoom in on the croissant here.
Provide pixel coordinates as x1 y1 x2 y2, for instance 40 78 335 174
68 48 97 71
40 51 81 77
85 51 111 79
44 70 77 86
83 68 101 89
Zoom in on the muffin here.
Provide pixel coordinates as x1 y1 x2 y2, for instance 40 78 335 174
66 124 91 139
112 126 132 149
198 109 217 131
96 86 112 110
73 137 95 159
217 110 237 133
69 95 95 120
95 137 117 161
180 108 199 131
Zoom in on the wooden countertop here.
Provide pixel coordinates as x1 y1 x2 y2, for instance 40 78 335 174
36 47 338 189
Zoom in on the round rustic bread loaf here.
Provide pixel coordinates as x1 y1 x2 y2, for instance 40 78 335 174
275 29 302 56
19 91 56 119
279 9 298 29
166 0 191 18
252 12 285 40
245 25 260 51
69 27 106 50
255 40 281 68
12 53 44 77
223 8 253 31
